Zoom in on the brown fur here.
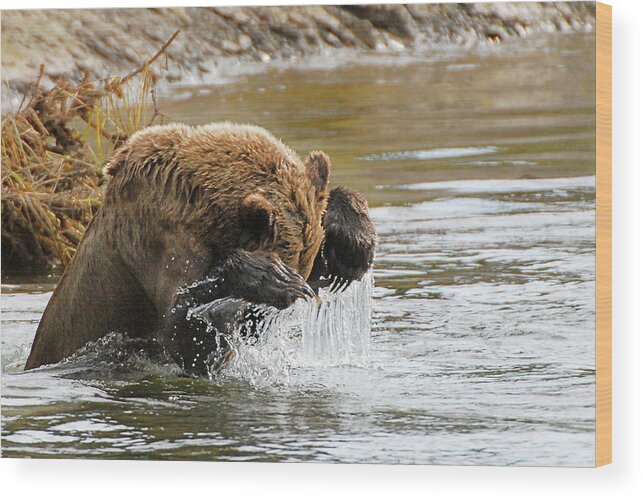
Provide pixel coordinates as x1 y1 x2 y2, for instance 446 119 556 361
104 123 329 277
25 123 330 370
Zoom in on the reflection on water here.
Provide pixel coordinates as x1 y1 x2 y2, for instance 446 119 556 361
360 146 500 161
385 175 596 193
1 32 595 465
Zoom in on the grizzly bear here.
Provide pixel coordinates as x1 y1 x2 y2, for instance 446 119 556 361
25 123 375 376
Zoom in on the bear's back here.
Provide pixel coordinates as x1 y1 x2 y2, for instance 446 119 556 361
105 122 303 183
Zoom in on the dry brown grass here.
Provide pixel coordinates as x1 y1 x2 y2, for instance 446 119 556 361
1 31 178 268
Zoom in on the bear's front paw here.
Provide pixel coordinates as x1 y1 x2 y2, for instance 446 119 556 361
323 229 375 285
223 250 316 309
310 186 376 287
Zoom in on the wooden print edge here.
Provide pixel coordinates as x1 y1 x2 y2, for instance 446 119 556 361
595 1 612 468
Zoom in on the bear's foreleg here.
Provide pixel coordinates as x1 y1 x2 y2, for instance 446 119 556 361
159 249 315 375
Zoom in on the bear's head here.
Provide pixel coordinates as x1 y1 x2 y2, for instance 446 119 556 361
238 150 331 280
103 123 331 281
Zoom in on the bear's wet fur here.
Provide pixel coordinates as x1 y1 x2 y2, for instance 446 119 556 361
25 123 376 376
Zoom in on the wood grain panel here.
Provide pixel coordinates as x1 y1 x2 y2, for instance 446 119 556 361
595 1 612 468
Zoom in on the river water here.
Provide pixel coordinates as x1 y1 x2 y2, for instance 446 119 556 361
1 32 596 465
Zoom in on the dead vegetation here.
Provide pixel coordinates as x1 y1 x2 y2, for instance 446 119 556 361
1 31 178 268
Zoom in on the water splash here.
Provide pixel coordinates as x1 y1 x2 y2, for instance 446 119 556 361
300 275 373 366
211 272 374 386
8 273 373 385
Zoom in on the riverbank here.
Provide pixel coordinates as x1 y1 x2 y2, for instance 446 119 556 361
2 3 595 105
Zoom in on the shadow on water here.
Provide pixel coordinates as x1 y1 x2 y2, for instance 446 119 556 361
2 32 596 465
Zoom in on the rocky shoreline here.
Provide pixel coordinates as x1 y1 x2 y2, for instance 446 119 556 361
2 3 595 98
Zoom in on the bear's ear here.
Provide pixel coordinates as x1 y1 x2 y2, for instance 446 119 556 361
305 151 331 192
239 193 274 246
103 144 130 177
